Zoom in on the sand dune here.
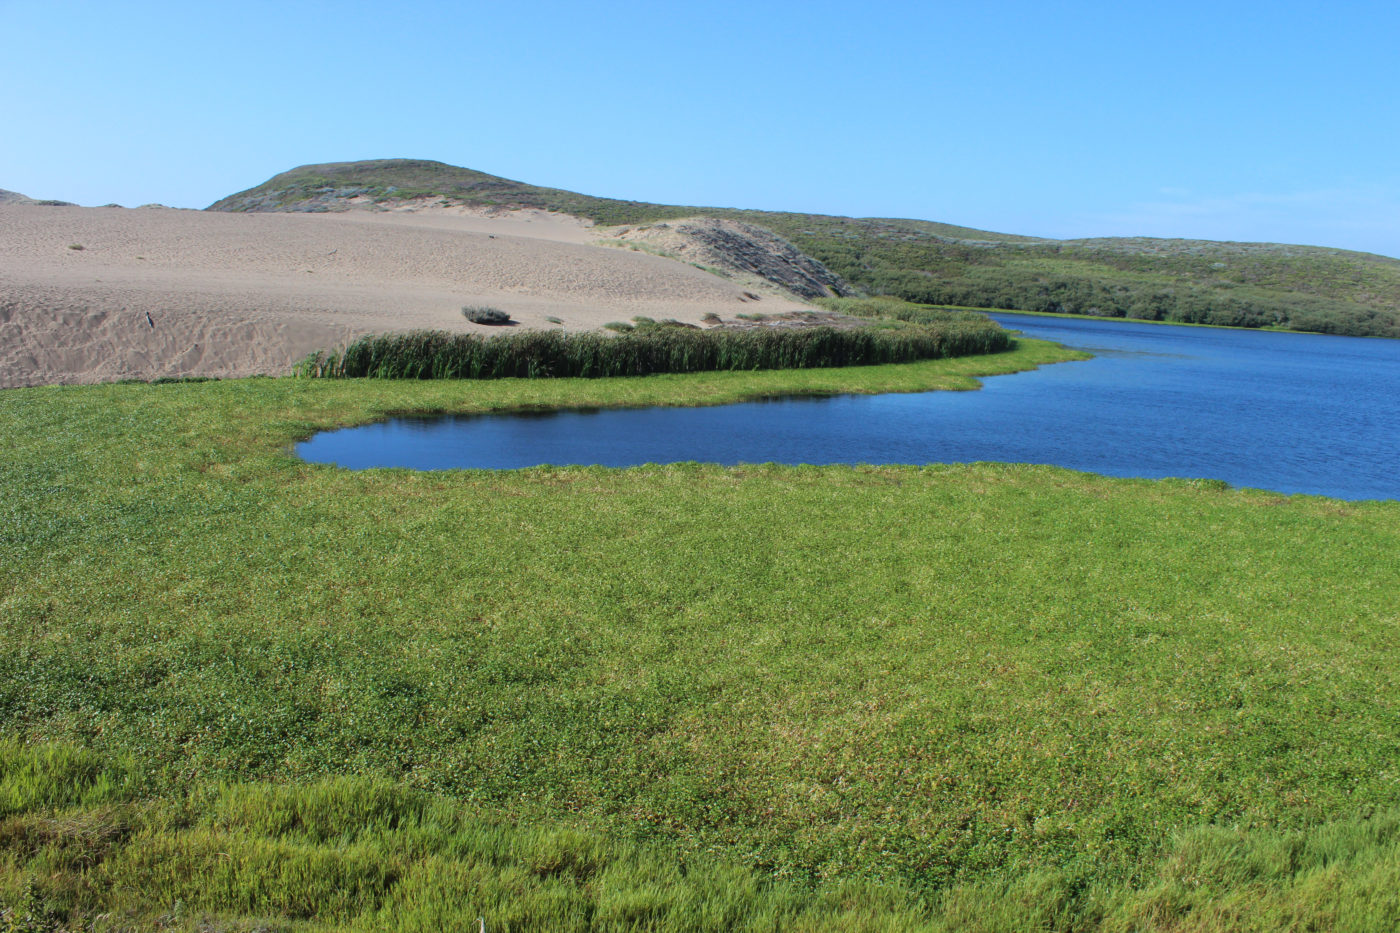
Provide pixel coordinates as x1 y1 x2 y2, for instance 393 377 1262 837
0 204 804 387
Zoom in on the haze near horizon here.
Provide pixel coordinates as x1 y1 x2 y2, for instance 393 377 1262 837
4 0 1398 257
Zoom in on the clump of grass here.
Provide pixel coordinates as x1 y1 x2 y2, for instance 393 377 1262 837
602 321 634 333
735 312 769 321
701 312 723 324
545 316 564 325
67 244 84 251
296 319 1013 380
461 305 512 325
626 317 698 334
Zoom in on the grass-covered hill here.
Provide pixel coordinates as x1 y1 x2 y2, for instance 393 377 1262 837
210 159 1400 338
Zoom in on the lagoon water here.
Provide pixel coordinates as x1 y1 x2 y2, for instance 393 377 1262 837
297 313 1400 500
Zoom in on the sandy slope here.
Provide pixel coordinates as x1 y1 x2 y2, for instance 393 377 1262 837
0 204 803 387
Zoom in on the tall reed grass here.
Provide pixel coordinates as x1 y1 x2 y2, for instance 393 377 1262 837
296 321 1012 380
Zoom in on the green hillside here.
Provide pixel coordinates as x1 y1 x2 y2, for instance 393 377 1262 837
206 158 696 223
210 159 1400 337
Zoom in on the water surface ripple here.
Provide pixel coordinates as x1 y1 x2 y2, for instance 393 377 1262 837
297 313 1400 500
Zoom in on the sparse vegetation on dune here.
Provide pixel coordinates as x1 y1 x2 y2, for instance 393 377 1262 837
813 296 995 326
3 343 1399 928
210 159 1400 338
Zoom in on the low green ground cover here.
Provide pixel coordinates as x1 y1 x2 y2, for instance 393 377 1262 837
3 340 1399 930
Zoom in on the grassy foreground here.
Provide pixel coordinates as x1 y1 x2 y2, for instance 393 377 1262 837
4 340 1400 931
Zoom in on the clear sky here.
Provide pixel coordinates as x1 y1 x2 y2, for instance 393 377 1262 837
4 0 1398 257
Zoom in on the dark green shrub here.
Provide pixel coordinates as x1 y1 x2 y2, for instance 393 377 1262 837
462 305 512 325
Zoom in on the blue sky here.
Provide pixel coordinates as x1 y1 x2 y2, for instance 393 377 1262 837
4 0 1398 257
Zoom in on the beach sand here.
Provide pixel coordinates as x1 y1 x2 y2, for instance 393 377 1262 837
0 203 804 387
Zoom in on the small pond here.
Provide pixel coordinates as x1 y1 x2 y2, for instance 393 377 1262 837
297 313 1400 500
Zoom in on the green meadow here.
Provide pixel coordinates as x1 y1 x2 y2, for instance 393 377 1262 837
3 339 1400 931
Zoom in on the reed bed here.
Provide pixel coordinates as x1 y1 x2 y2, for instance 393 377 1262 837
296 320 1013 380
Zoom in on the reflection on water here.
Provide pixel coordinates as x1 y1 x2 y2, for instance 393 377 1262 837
298 313 1400 501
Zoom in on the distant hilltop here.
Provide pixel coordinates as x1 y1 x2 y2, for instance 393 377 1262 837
202 157 1393 339
209 160 855 300
0 188 75 207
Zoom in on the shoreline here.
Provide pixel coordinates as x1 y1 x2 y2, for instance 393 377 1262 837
973 304 1395 338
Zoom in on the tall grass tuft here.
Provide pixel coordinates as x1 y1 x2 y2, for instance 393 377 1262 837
296 321 1013 380
461 305 512 325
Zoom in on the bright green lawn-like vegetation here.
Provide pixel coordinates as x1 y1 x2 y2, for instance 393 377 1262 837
4 341 1400 930
211 160 1400 338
